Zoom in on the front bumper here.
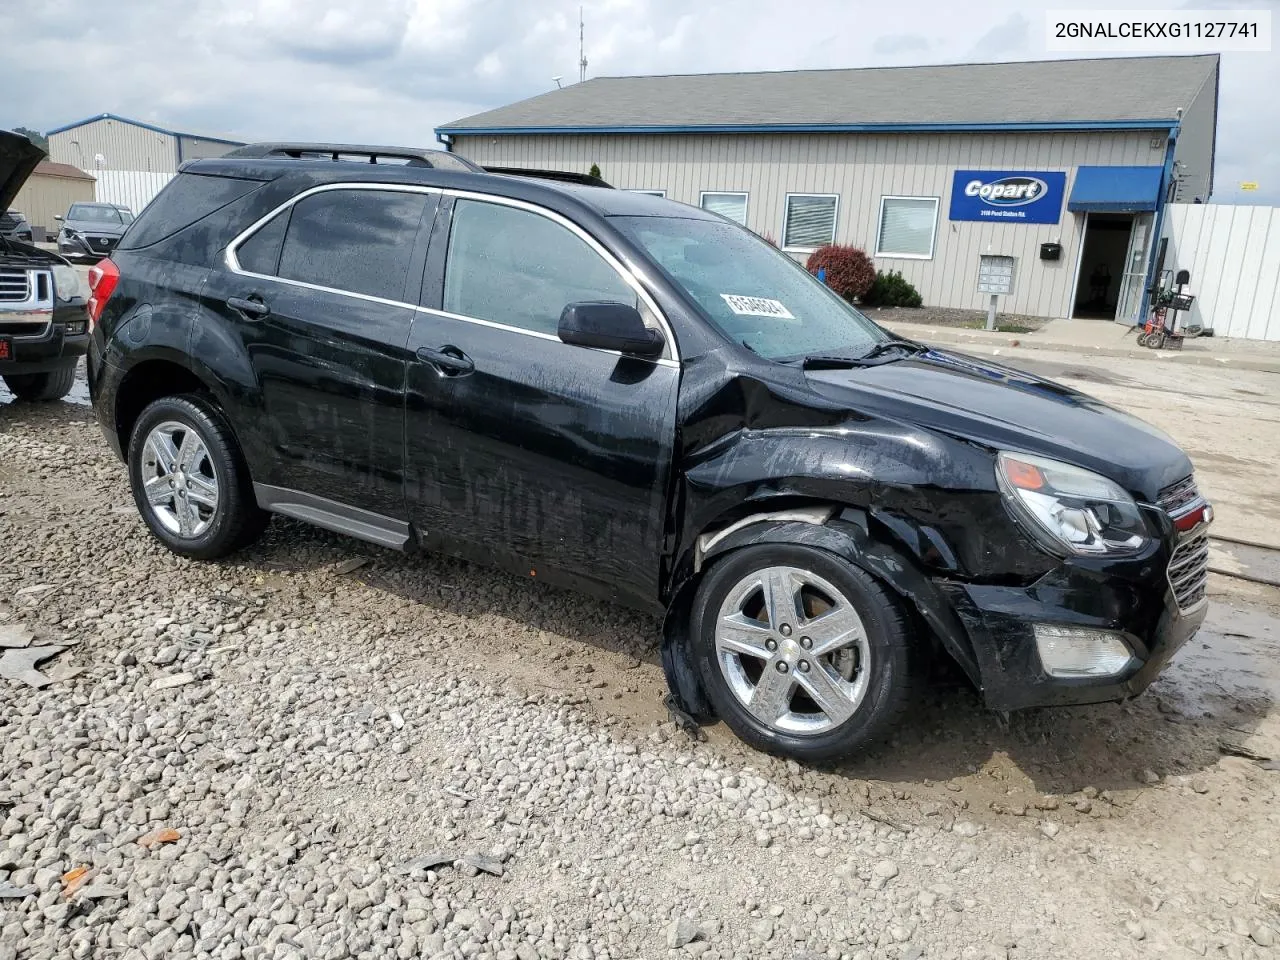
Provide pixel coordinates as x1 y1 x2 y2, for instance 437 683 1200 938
59 233 119 259
941 523 1210 711
0 305 89 375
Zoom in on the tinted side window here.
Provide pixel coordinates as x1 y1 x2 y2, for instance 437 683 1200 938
236 212 288 276
277 189 429 301
443 199 636 335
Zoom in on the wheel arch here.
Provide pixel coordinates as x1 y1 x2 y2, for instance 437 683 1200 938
112 351 232 457
661 502 982 719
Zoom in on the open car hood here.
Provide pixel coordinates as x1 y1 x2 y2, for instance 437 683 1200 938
0 130 46 213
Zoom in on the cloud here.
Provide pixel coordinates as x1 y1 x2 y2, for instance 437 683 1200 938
0 0 1273 204
872 33 931 56
967 12 1030 59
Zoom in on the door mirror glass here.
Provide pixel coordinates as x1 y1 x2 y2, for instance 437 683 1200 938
559 301 664 357
54 215 63 221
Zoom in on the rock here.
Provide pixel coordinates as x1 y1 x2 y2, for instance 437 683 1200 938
455 909 480 929
953 821 980 837
1190 778 1210 794
665 917 699 949
392 852 454 875
873 860 899 880
1138 769 1161 784
755 830 772 848
1033 796 1060 811
153 644 181 666
1123 920 1145 941
0 883 37 899
751 919 775 942
150 672 195 690
1039 822 1060 839
1250 922 1275 948
0 624 34 648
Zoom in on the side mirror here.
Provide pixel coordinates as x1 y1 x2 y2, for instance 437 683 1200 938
53 215 63 221
558 301 664 358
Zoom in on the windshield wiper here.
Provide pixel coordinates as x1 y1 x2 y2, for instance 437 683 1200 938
799 340 927 370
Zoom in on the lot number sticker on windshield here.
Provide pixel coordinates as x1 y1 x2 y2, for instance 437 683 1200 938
720 294 796 319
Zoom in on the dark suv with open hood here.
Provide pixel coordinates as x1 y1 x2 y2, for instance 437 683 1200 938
87 143 1212 762
0 131 89 401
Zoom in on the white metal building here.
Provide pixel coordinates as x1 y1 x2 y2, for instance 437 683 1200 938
438 55 1219 323
46 113 244 214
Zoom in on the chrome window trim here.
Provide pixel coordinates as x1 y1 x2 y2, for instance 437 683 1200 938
224 181 680 364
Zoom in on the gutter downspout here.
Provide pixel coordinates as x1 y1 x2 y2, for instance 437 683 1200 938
436 132 454 153
1139 126 1179 325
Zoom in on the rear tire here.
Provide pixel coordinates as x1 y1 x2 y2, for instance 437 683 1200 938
3 365 77 401
127 394 268 560
690 543 916 764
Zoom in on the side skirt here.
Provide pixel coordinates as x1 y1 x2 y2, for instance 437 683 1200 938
252 483 410 551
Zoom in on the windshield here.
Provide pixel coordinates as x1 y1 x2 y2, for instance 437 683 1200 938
611 215 886 360
69 204 132 224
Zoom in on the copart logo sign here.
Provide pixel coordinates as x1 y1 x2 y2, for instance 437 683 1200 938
949 170 1066 224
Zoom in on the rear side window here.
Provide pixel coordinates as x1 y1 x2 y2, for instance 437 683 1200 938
118 173 263 250
275 189 429 301
236 213 287 276
443 198 636 335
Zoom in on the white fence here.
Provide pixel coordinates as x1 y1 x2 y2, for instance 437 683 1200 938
91 170 175 217
1162 203 1280 342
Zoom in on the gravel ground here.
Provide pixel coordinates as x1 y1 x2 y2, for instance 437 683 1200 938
2 392 1279 960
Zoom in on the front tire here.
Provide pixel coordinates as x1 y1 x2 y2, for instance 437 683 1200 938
3 365 77 401
127 394 268 560
690 544 915 763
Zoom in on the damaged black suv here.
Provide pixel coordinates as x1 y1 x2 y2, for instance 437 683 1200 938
0 131 89 401
88 143 1211 762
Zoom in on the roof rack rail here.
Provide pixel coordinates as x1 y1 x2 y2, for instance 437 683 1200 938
224 142 484 173
483 166 614 188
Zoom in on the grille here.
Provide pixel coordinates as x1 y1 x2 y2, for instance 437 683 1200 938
1167 528 1209 612
0 269 29 302
1157 475 1200 516
86 236 117 251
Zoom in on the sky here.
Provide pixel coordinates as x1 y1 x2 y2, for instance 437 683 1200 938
2 0 1276 203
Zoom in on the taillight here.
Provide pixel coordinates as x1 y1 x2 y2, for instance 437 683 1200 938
86 258 120 329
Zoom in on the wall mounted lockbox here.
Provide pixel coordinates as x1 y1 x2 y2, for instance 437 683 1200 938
1039 242 1062 261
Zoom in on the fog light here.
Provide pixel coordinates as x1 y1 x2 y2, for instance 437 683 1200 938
1033 624 1134 678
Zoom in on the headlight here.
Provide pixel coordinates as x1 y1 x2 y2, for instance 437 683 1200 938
997 452 1150 556
62 228 78 239
51 264 82 300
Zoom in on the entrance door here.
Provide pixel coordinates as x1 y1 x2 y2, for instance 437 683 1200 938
1071 213 1135 320
1115 213 1153 325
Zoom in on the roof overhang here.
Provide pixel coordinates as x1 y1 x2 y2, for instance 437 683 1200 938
437 119 1179 138
1068 165 1165 213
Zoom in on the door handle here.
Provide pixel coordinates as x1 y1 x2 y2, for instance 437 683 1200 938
416 345 474 376
227 295 270 319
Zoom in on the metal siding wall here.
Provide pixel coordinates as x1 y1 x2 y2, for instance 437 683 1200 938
176 136 240 162
1172 74 1216 202
452 129 1162 317
1163 204 1280 342
9 174 96 236
49 118 177 173
91 171 176 216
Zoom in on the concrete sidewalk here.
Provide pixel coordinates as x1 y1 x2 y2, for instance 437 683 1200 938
878 314 1280 374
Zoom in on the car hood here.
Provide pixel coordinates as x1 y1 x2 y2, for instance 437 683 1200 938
803 348 1192 501
0 131 45 213
64 219 127 236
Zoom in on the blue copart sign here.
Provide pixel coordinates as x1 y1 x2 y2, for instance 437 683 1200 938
949 170 1066 224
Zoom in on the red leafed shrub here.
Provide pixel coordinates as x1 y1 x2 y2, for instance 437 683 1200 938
806 244 875 302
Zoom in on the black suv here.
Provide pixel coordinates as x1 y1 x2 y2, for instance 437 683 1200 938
0 131 89 401
88 142 1211 762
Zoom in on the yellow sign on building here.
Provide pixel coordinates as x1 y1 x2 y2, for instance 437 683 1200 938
1241 181 1259 191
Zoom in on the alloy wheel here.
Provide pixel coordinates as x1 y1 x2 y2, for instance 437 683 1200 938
714 565 871 735
139 420 220 539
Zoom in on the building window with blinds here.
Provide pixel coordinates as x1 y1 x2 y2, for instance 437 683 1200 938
699 192 748 225
782 194 839 251
875 196 939 259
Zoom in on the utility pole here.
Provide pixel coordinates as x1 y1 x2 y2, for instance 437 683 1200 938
579 6 587 83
